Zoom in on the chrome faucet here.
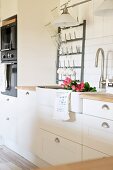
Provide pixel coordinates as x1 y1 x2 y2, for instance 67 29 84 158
95 48 106 88
106 50 113 79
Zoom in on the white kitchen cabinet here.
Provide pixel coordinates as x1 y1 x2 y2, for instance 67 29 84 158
38 129 82 165
37 88 83 144
83 146 108 161
38 112 82 144
1 0 17 20
16 90 39 154
83 114 113 156
36 88 83 164
0 94 17 145
83 99 113 120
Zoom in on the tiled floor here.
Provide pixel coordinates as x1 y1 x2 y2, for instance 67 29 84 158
0 146 38 170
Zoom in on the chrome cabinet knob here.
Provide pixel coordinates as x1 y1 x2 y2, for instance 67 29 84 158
102 122 110 129
6 117 10 120
102 104 110 110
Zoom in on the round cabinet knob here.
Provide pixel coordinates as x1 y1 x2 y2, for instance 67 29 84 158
6 117 10 120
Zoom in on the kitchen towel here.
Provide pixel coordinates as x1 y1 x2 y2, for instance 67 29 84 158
0 64 7 92
53 90 71 121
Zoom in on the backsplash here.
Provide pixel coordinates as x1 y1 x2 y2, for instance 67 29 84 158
85 36 113 88
66 0 113 88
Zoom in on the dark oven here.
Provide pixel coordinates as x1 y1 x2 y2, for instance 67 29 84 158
1 19 17 51
1 16 17 97
1 56 17 97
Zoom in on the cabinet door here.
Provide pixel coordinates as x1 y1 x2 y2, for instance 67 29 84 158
17 90 38 154
38 129 82 165
83 146 108 161
1 0 17 20
37 88 82 144
83 99 113 120
39 112 82 144
0 95 17 145
83 114 113 156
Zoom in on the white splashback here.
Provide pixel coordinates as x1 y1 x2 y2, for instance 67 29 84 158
60 0 113 88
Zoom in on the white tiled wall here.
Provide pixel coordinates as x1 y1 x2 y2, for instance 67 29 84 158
84 0 113 88
85 36 113 87
60 0 113 88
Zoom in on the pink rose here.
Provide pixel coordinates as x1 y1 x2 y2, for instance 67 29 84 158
63 80 68 86
75 87 80 92
80 82 85 89
72 85 76 91
65 77 72 85
79 82 85 91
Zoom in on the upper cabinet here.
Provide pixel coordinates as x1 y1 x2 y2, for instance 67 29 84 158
1 0 17 20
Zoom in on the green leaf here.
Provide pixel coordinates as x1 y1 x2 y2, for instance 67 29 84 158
90 87 97 92
84 82 90 91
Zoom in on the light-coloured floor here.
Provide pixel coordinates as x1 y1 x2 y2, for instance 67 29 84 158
0 146 38 170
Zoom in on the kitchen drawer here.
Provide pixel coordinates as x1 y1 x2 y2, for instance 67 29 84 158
83 114 113 156
83 146 108 161
38 129 82 165
38 110 82 144
83 99 113 120
18 90 36 99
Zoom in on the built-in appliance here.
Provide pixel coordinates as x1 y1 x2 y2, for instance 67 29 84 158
1 17 17 51
1 16 17 97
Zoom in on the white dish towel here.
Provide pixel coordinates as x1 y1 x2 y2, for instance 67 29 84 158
53 90 71 121
0 64 7 92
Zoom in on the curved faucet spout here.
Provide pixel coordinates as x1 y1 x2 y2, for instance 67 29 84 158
95 48 106 88
106 50 113 79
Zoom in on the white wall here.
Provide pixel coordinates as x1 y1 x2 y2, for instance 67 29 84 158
1 0 17 20
60 0 113 88
18 0 59 86
82 0 113 87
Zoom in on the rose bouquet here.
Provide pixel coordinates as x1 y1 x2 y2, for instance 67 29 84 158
61 77 97 92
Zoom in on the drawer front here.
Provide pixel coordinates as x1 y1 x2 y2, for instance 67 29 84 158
83 99 113 120
83 114 113 155
83 146 108 161
39 111 82 144
39 129 82 165
18 90 36 99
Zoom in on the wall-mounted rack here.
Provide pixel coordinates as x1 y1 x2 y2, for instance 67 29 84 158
56 20 86 84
